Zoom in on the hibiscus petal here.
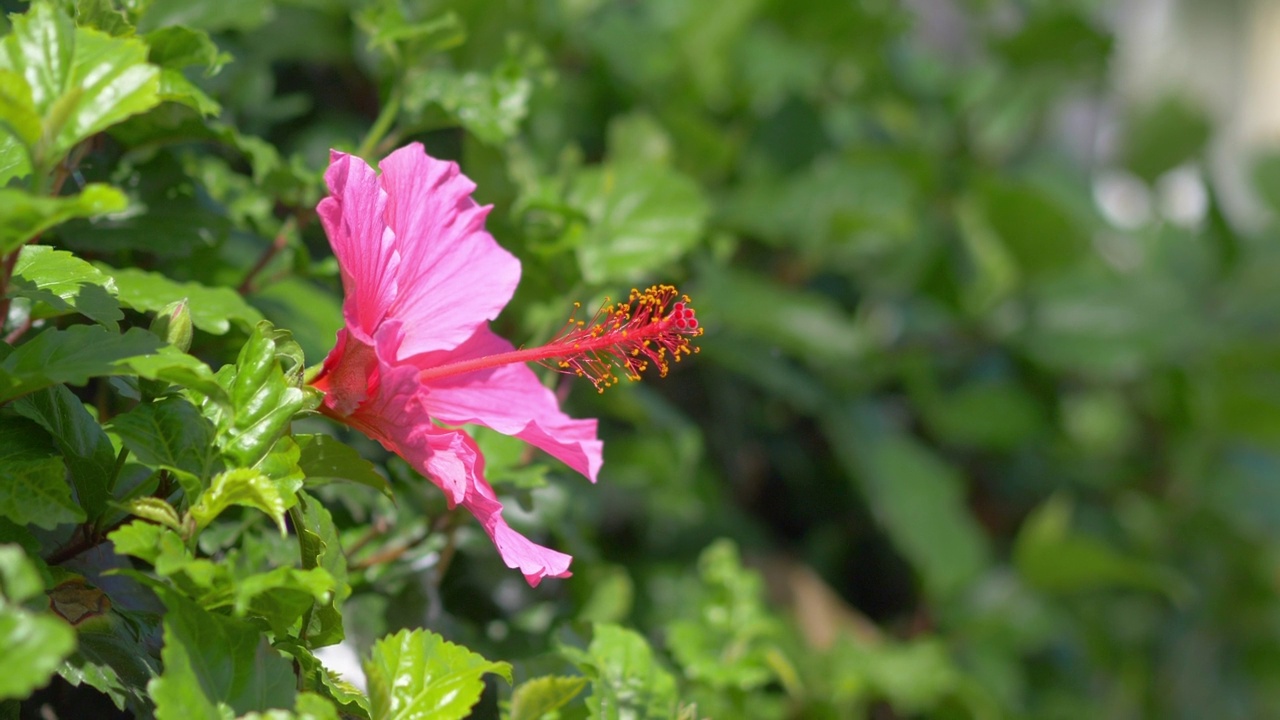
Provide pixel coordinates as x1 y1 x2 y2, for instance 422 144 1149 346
430 429 574 586
410 326 603 482
319 151 400 343
352 379 574 585
377 144 521 358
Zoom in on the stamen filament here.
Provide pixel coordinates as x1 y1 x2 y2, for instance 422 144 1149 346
416 285 701 391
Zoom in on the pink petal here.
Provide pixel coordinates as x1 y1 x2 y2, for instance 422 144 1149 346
409 326 603 482
377 144 521 359
319 151 400 344
351 376 574 585
426 429 574 585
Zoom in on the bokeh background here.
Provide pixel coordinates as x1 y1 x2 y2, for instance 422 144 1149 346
15 0 1280 717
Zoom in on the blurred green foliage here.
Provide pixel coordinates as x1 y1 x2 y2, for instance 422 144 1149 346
2 0 1280 718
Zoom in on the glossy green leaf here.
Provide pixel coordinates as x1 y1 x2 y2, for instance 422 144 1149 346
569 161 708 284
295 434 391 497
0 2 161 172
190 468 289 533
364 628 511 720
145 26 226 114
104 265 264 335
562 624 678 720
508 676 587 720
8 245 122 329
214 322 312 468
0 185 128 254
0 417 84 529
11 383 115 521
0 68 40 147
149 588 295 718
108 396 221 496
0 548 77 702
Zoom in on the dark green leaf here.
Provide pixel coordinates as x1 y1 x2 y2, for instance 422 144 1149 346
295 492 348 647
0 325 219 403
0 417 84 529
149 588 295 716
364 628 511 720
108 396 221 496
824 413 990 600
1014 496 1181 596
1122 96 1210 184
12 383 115 521
295 434 391 497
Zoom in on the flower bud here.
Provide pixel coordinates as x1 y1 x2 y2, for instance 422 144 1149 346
149 299 193 352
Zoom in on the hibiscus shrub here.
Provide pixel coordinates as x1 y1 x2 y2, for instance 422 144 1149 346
6 1 1280 719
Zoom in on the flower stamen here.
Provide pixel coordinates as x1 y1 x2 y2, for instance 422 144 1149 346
415 285 702 391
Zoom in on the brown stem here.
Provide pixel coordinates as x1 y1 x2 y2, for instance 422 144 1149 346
237 215 298 295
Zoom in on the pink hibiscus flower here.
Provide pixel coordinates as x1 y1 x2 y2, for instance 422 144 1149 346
309 144 700 586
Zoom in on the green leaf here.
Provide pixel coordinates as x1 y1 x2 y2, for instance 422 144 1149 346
1014 496 1181 596
0 417 84 529
0 548 77 702
107 519 175 565
665 541 781 690
404 63 531 146
568 161 708 284
364 628 511 720
137 0 275 33
214 322 312 468
12 383 115 521
0 545 43 602
103 265 263 335
0 2 160 173
294 492 348 648
825 419 990 600
72 0 134 36
149 588 295 719
122 497 183 532
295 434 391 498
0 325 206 403
108 396 222 496
0 68 40 147
355 4 464 57
977 176 1088 277
190 468 289 533
562 624 678 720
9 245 123 330
508 676 587 720
145 26 227 114
1121 96 1210 184
0 185 128 254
